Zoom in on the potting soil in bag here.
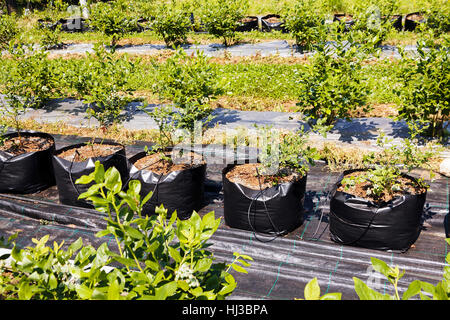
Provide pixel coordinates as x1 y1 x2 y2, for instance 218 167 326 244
329 169 427 252
52 142 129 208
222 164 307 238
0 132 56 194
128 151 206 220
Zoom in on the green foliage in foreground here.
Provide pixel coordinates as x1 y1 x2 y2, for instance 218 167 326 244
0 162 252 300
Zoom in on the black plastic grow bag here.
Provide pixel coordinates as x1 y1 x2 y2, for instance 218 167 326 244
329 169 427 251
388 14 403 31
52 141 129 208
333 13 355 32
404 12 426 31
128 151 206 220
236 16 259 32
0 131 56 194
222 163 307 238
38 17 90 32
261 14 286 32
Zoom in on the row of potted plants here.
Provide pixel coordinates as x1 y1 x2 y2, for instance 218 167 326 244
0 130 206 218
36 11 429 35
0 123 441 253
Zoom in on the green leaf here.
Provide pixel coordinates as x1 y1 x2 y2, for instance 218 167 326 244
168 246 182 263
177 280 190 291
190 211 202 235
433 281 449 300
127 180 141 198
402 280 422 300
94 161 105 183
230 263 247 274
195 258 213 273
75 174 94 185
155 282 177 300
95 230 111 238
370 257 391 278
320 292 342 300
18 281 35 300
145 259 161 272
104 167 122 193
113 256 136 267
77 183 102 199
76 284 93 300
353 277 393 300
304 278 321 300
48 273 58 290
420 281 436 295
123 225 144 240
107 279 121 300
141 191 154 206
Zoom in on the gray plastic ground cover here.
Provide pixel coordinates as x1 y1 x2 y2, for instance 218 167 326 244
0 133 448 300
14 97 450 157
44 40 419 59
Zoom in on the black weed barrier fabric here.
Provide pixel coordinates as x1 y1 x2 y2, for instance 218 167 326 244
0 131 56 194
0 133 448 300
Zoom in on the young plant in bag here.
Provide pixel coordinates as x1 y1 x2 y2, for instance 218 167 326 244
256 125 319 186
340 132 440 203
